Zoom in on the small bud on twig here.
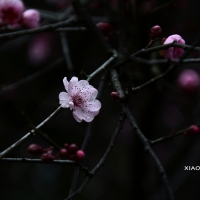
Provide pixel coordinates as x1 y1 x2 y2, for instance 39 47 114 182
185 125 200 136
111 91 120 101
27 144 43 155
150 25 162 40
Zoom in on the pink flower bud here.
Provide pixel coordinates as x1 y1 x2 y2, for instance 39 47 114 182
68 144 78 154
74 150 85 162
28 33 53 66
41 153 54 163
111 92 120 101
162 34 185 59
96 22 114 36
27 144 43 155
0 0 24 25
185 125 199 136
63 143 69 149
150 25 162 40
21 9 40 28
59 148 68 158
177 69 200 95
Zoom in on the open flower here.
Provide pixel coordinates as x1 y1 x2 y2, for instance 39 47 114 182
59 77 101 122
0 0 24 25
162 34 185 59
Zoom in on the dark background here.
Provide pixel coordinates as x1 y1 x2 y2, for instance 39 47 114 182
0 0 200 199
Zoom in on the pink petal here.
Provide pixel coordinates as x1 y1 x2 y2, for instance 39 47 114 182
73 107 95 122
59 92 72 108
80 87 98 101
69 101 74 110
68 77 79 96
63 77 69 92
78 80 89 89
84 100 101 114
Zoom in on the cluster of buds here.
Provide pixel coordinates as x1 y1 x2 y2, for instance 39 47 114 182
27 143 85 163
0 0 40 28
58 143 85 162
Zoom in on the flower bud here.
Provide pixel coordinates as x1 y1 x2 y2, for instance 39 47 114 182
177 69 200 95
59 148 68 158
96 22 114 36
74 150 85 162
27 144 43 155
150 25 162 40
63 143 69 149
185 125 199 136
41 153 54 163
111 92 120 101
68 144 78 154
21 9 40 28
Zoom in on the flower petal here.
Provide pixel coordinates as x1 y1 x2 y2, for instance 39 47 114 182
73 107 95 122
68 77 79 96
84 100 101 114
80 87 98 101
59 92 72 108
63 77 69 92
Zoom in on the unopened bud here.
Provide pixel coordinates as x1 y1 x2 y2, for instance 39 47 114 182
68 144 78 154
96 22 114 36
41 153 54 163
177 69 200 95
27 144 43 155
59 148 68 158
74 150 85 162
63 143 69 149
111 92 120 101
150 25 162 40
185 125 199 136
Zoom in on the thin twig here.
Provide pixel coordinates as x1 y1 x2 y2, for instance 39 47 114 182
22 113 61 150
110 70 174 200
131 42 200 57
130 56 200 65
0 17 77 40
71 0 111 55
149 126 197 145
0 106 62 159
67 75 107 199
0 158 90 174
65 113 126 200
87 54 118 82
0 58 64 95
55 27 86 32
110 69 125 99
60 32 74 77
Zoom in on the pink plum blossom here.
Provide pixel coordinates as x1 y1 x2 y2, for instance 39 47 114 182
0 0 24 25
21 9 40 28
59 77 101 122
162 34 185 59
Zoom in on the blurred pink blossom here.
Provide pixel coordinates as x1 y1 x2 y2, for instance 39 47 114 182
163 34 185 59
0 0 24 25
28 33 52 66
177 69 200 95
59 77 101 122
21 9 40 28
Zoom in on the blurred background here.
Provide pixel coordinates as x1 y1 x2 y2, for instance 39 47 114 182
1 0 200 199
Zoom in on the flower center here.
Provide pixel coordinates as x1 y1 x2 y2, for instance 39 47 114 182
72 95 83 106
